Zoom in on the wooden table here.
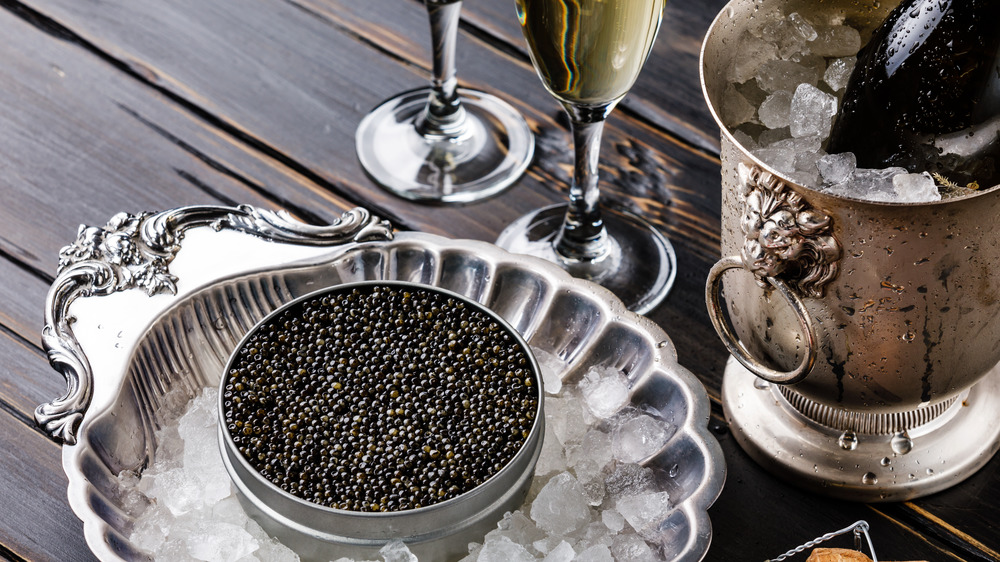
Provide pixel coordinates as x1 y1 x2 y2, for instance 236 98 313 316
0 0 997 560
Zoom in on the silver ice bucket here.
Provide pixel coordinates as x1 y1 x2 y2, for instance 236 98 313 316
701 0 1000 501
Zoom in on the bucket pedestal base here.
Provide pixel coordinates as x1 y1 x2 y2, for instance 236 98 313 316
722 356 1000 501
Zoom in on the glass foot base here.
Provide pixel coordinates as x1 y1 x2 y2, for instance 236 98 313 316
355 87 534 204
495 204 676 315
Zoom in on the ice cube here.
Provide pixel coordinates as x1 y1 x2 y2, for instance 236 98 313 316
477 535 536 562
535 420 568 476
616 492 673 537
601 509 626 533
532 348 564 395
545 396 588 446
731 129 759 151
243 516 300 561
612 414 675 464
758 90 793 129
755 60 820 94
810 25 862 57
767 135 823 154
541 541 576 562
729 31 779 84
824 56 856 92
823 167 908 202
130 513 168 553
752 147 796 176
487 511 546 548
530 472 593 536
789 83 837 139
144 467 203 516
574 460 607 507
610 533 659 562
721 84 756 127
788 54 830 97
183 519 259 562
578 367 630 419
818 153 857 185
567 428 613 469
788 12 818 41
758 126 791 146
892 172 942 203
380 539 417 562
791 149 825 188
574 544 614 562
604 463 656 504
755 13 813 60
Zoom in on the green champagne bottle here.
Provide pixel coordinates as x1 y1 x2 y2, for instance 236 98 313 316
827 0 1000 189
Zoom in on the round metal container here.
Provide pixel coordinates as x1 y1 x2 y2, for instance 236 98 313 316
217 280 544 561
701 0 1000 500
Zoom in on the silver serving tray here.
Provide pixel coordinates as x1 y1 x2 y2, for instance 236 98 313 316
38 205 725 561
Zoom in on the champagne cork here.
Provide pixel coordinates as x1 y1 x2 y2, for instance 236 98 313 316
806 548 873 562
805 548 928 562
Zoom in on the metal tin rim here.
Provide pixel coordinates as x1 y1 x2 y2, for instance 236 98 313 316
216 279 545 548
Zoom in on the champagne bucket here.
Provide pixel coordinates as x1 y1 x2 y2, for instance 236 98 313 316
701 0 1000 501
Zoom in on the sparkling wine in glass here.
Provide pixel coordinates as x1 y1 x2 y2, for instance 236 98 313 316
496 0 676 314
355 0 535 204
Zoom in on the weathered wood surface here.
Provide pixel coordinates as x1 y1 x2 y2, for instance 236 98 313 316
0 0 997 560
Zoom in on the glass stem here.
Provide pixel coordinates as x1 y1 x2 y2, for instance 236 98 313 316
417 0 468 138
555 103 617 262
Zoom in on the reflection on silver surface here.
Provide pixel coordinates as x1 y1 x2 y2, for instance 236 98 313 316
42 205 724 561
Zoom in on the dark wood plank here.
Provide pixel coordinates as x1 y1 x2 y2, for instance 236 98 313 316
0 332 94 561
883 459 1000 561
0 2 358 279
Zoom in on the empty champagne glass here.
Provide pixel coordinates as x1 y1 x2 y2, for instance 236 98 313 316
355 0 535 203
496 0 676 314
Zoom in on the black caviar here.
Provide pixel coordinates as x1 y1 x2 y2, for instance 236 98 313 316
222 284 539 512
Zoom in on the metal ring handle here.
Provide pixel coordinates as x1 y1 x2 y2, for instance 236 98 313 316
706 255 817 385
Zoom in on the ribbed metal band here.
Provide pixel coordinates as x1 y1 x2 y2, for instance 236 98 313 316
777 386 958 435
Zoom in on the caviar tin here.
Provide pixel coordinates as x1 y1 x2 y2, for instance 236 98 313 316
217 281 544 560
38 205 724 561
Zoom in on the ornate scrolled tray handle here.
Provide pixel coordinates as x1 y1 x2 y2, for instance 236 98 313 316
36 205 394 445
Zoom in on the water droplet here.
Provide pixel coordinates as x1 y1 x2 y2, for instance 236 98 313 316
838 430 859 451
753 378 770 390
891 431 913 455
656 341 669 349
926 468 935 475
908 473 917 480
880 457 891 467
668 463 680 478
901 331 916 342
214 318 227 330
862 472 878 485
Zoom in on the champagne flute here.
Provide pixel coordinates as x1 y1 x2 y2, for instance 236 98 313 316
496 0 676 314
355 0 535 204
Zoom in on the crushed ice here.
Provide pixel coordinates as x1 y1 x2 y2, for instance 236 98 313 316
120 349 678 561
719 7 975 203
119 388 298 562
